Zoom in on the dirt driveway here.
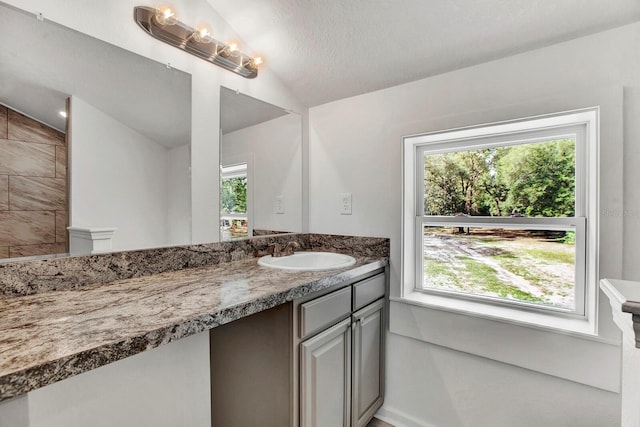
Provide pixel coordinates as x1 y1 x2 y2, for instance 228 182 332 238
422 229 575 310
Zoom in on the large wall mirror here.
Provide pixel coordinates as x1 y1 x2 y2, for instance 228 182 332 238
219 87 302 241
0 2 192 259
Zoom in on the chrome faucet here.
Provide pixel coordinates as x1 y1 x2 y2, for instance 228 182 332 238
282 241 300 256
259 241 299 258
266 243 282 257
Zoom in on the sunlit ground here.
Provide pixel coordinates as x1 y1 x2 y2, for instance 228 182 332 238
422 228 575 310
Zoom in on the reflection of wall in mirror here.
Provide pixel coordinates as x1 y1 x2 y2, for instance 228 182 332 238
0 105 68 258
70 97 190 251
221 114 302 234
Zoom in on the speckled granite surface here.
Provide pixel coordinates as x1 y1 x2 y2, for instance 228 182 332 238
0 234 389 401
0 233 389 297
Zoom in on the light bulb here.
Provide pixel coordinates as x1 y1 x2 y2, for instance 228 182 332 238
245 56 263 71
227 42 240 57
59 111 67 118
219 42 240 58
155 6 177 26
192 26 212 43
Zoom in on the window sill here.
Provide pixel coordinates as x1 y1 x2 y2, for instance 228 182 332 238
396 290 600 338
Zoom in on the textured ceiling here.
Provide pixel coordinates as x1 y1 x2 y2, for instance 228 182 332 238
208 0 640 107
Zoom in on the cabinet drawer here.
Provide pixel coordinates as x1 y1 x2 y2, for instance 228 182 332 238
300 286 351 339
353 273 385 311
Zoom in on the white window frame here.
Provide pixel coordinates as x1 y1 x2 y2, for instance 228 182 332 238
401 108 599 335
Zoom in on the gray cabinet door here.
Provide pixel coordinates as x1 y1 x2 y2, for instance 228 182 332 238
300 318 352 427
351 298 385 427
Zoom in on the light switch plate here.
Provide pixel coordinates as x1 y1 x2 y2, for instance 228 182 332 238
275 196 284 214
340 193 352 215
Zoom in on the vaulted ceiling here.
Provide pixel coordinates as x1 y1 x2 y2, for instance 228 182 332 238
208 0 640 107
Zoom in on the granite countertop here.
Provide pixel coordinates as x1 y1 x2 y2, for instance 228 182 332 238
0 249 388 401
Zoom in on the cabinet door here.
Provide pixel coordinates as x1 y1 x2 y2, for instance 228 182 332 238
300 318 352 427
352 298 385 427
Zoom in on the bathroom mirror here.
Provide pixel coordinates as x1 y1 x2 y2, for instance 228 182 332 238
0 2 192 259
219 87 302 241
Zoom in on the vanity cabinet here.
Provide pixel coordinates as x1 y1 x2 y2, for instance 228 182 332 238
300 318 352 427
299 296 385 427
351 298 385 427
210 268 386 427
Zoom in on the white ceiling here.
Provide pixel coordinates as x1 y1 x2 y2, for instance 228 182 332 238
0 4 191 147
208 0 640 107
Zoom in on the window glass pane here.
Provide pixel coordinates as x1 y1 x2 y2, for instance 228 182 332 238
422 226 576 311
220 163 248 240
220 175 247 215
423 139 575 217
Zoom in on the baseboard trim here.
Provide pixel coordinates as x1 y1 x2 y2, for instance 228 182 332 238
376 406 438 427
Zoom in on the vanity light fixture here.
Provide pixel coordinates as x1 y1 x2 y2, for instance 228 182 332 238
134 6 263 79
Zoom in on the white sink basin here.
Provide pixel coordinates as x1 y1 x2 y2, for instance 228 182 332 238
258 251 356 271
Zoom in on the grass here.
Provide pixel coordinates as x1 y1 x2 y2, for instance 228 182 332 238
460 257 543 303
424 258 452 275
523 248 574 264
424 258 461 289
422 229 574 308
492 253 544 287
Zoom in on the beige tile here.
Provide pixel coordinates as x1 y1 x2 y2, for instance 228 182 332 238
9 242 66 258
55 146 67 179
0 139 55 177
0 246 8 259
0 105 7 139
55 211 68 243
9 176 67 211
0 211 55 245
7 109 65 146
0 175 8 210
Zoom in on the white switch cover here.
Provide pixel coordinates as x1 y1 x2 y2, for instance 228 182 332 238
275 196 285 214
340 193 352 215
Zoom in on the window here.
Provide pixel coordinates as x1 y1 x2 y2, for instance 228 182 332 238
220 163 250 240
402 109 598 333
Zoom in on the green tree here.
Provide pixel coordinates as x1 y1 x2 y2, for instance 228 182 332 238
479 148 509 216
423 139 575 218
220 176 247 213
498 139 575 217
424 150 493 215
424 154 464 215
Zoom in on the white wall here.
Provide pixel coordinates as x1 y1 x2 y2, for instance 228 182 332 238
167 144 191 245
309 23 640 426
70 97 169 251
27 332 210 427
0 395 29 427
221 114 303 233
383 333 619 427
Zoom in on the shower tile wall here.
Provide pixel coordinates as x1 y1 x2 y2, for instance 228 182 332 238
0 105 68 258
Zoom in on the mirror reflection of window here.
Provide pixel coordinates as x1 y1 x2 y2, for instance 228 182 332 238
220 163 250 241
219 87 302 241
